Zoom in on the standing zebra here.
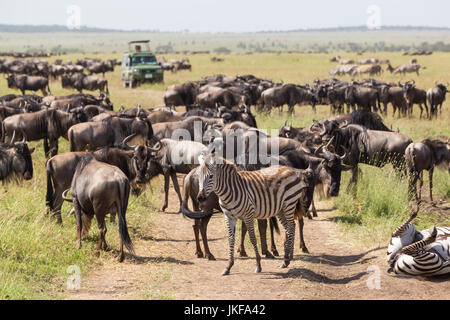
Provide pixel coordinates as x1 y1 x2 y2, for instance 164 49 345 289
387 205 450 276
192 153 313 276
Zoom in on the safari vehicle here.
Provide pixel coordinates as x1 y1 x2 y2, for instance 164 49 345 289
121 40 163 88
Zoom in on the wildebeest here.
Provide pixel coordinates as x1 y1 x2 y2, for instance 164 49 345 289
62 73 109 95
46 144 141 223
321 121 412 185
387 63 422 76
405 138 450 202
400 80 428 118
261 84 315 114
0 132 34 182
351 64 383 77
68 115 153 151
62 154 134 262
427 82 449 117
164 82 198 108
345 83 379 113
7 74 51 96
196 88 244 110
132 138 208 212
2 108 87 157
152 116 224 141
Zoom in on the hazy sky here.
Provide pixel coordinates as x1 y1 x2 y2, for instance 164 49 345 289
1 0 450 32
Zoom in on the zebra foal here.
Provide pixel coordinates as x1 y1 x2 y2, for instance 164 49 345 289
197 153 313 276
387 205 450 277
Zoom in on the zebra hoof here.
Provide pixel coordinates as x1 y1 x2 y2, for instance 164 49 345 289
254 266 262 273
280 262 288 269
222 269 230 276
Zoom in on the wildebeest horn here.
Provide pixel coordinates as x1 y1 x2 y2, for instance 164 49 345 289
325 136 334 151
62 189 73 203
339 120 348 128
121 133 137 149
136 104 141 117
147 141 162 153
21 130 26 144
10 130 16 145
284 120 288 127
339 146 349 160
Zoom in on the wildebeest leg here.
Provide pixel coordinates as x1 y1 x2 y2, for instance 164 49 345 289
43 138 50 157
237 220 248 257
222 213 236 276
49 138 58 157
169 171 182 212
429 168 434 203
73 198 83 249
423 102 429 119
95 214 108 254
161 172 170 212
418 171 423 201
347 165 358 192
200 215 215 260
269 220 279 256
258 219 274 259
193 219 203 258
243 217 262 273
310 199 318 218
297 217 308 253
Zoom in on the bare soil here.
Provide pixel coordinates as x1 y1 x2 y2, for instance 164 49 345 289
66 185 450 300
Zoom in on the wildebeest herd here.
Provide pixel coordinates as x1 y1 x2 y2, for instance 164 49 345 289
0 57 117 95
0 63 449 278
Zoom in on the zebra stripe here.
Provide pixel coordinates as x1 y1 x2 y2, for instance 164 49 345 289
388 224 450 277
198 154 310 275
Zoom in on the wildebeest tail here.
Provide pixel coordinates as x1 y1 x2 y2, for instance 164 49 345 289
47 81 51 95
0 120 4 143
46 160 54 210
69 128 76 152
117 181 134 254
181 203 214 219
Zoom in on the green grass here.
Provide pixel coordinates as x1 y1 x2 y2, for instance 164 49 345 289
0 51 449 299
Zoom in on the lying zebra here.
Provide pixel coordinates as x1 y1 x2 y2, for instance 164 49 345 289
387 206 450 276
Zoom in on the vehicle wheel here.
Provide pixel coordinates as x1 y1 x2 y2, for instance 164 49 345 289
129 80 135 88
123 81 129 88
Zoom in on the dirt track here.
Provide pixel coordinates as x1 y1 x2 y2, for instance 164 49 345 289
66 188 450 300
